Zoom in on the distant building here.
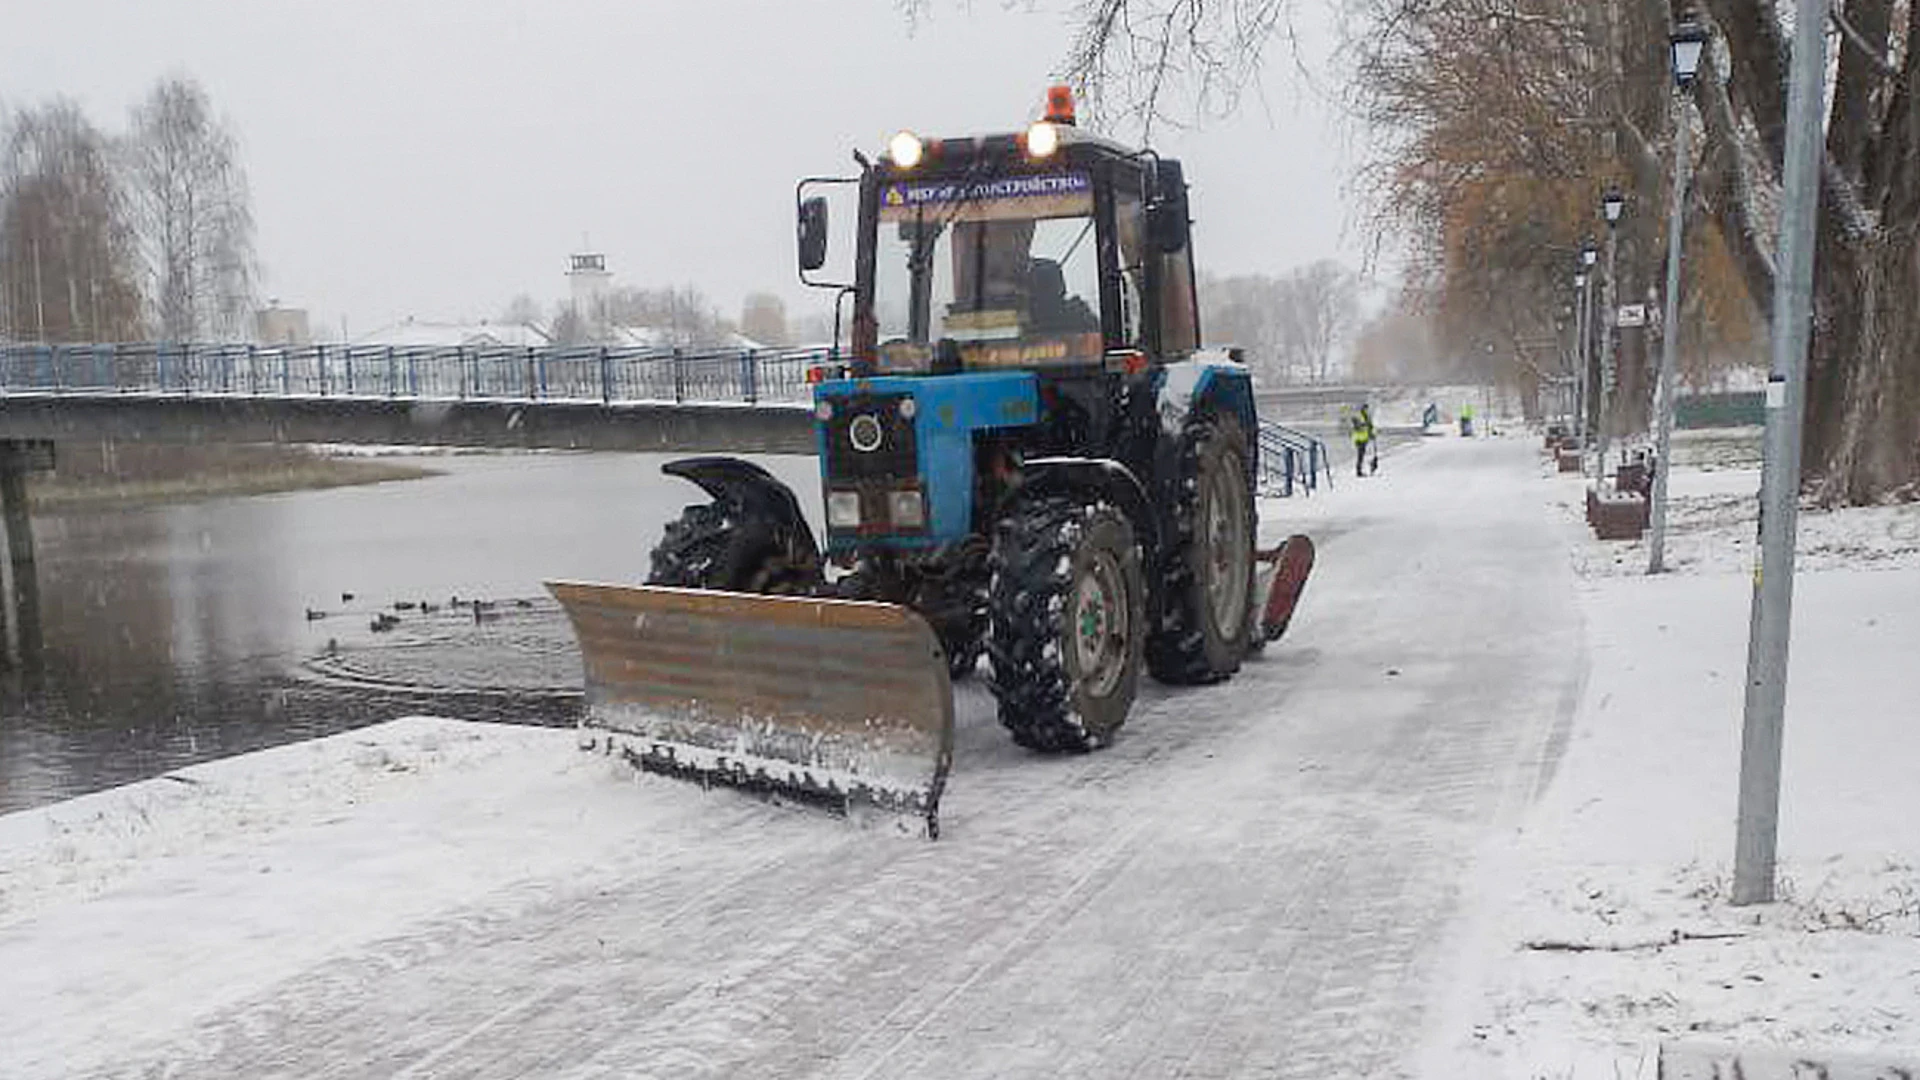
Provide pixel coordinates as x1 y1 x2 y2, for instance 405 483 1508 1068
255 306 312 346
352 317 552 349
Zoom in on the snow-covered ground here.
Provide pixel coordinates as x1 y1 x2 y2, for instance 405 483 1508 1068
1421 438 1920 1077
3 428 1914 1077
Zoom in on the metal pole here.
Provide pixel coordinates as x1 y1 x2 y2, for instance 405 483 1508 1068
1649 96 1694 574
1596 228 1618 480
1575 277 1590 453
1734 0 1826 907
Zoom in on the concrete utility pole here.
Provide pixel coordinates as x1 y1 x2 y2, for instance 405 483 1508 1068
1734 0 1827 907
1649 22 1710 575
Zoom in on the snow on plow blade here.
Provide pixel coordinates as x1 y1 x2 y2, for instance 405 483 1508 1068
547 581 955 837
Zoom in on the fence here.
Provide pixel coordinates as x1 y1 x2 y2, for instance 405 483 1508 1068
0 342 830 406
1258 420 1331 497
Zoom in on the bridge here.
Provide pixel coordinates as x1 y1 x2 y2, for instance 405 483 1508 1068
0 340 823 667
0 341 820 454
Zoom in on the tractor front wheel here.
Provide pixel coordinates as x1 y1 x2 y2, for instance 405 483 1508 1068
987 497 1147 752
648 502 816 594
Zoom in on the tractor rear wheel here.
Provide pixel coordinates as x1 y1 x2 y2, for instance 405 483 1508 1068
648 502 815 594
987 497 1147 751
1147 415 1257 684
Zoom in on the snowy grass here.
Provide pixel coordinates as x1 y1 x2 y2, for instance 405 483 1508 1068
1545 464 1920 579
1423 462 1920 1078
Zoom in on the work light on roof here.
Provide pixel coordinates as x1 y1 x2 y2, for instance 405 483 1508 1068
889 130 924 169
1026 120 1060 159
1044 84 1077 126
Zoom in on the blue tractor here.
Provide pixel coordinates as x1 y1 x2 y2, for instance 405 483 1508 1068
551 88 1305 833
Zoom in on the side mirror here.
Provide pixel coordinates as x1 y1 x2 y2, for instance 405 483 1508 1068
798 196 829 272
1147 158 1190 254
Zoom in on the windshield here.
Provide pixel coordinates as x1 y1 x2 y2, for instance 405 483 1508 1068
872 171 1103 371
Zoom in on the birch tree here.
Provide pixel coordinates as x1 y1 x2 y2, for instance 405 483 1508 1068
125 76 256 342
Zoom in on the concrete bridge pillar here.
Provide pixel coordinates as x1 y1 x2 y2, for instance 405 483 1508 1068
0 440 50 671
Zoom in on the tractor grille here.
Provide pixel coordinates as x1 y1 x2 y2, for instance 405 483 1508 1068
824 393 918 482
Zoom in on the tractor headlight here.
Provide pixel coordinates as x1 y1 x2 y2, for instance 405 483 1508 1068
889 130 924 169
1026 120 1059 159
889 489 925 529
897 396 917 420
828 491 862 529
814 399 834 422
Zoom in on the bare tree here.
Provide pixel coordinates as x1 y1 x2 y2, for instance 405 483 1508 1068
1200 271 1291 380
1350 303 1440 385
549 304 591 347
0 100 143 343
500 293 543 327
1689 0 1920 503
1049 0 1297 136
599 284 738 347
1279 260 1360 382
125 76 256 342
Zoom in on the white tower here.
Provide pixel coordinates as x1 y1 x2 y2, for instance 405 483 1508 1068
567 252 611 323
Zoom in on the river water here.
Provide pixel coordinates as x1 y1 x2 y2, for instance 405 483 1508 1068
0 452 822 814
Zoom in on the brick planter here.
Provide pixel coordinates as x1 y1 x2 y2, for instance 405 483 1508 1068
1591 490 1649 540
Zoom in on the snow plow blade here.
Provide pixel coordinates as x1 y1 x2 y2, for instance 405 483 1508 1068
547 581 955 837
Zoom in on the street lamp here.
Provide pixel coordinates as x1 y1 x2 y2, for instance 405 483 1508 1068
1596 191 1626 476
1573 267 1591 446
1576 239 1599 451
1671 21 1708 87
1650 19 1710 576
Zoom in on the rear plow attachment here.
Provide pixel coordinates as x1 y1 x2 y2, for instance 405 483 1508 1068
547 582 955 837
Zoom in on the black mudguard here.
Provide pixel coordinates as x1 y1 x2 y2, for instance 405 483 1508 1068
662 456 822 575
1009 457 1159 562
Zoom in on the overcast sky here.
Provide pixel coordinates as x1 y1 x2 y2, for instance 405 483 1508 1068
0 0 1366 338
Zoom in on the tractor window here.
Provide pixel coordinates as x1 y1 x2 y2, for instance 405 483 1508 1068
872 171 1104 372
1114 189 1146 348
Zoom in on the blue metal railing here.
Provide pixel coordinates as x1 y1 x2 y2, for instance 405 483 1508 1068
1258 420 1332 497
0 342 830 406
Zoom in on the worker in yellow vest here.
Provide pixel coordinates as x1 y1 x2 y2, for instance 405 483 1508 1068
1349 403 1378 477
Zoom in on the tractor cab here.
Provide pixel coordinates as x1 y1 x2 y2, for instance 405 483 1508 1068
800 87 1201 378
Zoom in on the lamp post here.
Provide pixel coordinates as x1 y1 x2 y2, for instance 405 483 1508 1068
1596 191 1625 480
1573 267 1590 445
1648 20 1710 575
1577 240 1598 457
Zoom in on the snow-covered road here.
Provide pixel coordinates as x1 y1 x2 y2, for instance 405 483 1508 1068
0 435 1583 1078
